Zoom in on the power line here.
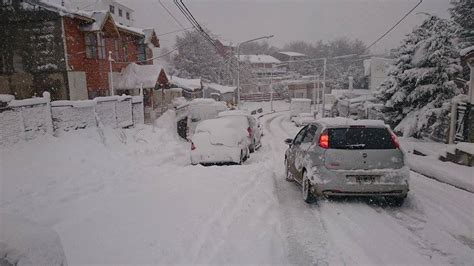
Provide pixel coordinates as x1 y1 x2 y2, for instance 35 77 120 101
173 0 219 49
157 0 188 30
361 0 423 55
157 27 193 36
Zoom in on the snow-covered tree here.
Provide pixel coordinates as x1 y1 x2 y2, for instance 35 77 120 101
173 31 226 83
450 0 474 48
450 0 474 81
376 16 463 140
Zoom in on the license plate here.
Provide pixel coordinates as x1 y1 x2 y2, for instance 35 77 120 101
347 175 379 184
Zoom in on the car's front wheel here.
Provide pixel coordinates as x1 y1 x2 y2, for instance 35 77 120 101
302 170 316 203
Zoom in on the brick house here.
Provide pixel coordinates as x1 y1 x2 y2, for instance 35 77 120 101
0 0 159 100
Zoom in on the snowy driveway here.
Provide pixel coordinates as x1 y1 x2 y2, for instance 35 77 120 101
1 111 474 265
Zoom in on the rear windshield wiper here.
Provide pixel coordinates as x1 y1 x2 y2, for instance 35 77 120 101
344 144 366 149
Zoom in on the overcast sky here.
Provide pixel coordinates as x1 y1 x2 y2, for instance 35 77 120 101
121 0 450 54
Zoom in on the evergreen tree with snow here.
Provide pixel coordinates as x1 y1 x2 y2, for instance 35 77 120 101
450 0 474 48
450 0 474 82
376 16 463 140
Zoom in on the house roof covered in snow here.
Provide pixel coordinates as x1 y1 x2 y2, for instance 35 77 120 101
114 63 166 89
277 51 307 57
32 1 158 45
169 76 202 91
204 83 236 94
238 55 281 64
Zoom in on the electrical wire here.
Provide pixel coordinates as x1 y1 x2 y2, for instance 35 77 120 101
158 0 188 30
361 0 423 55
158 27 194 36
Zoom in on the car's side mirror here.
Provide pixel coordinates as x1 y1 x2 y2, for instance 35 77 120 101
284 138 293 146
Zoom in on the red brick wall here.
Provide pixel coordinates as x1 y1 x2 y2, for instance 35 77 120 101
63 17 141 98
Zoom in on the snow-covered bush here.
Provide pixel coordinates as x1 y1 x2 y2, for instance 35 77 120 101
376 16 463 140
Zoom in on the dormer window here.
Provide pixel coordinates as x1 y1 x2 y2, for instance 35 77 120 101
119 9 122 17
109 5 115 14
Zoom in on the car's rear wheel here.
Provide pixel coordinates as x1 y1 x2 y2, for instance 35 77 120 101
249 140 256 153
285 159 293 182
238 150 244 165
302 170 316 204
386 196 406 206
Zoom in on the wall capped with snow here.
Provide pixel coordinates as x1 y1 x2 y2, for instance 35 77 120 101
1 93 53 145
0 109 25 146
132 96 145 125
116 97 133 128
51 101 97 134
0 94 145 146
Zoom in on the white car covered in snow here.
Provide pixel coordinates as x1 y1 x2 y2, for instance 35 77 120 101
190 118 250 165
293 113 316 127
218 110 262 153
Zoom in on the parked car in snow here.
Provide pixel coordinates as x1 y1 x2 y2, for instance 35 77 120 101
218 110 262 153
293 113 316 127
290 98 312 118
191 118 250 165
284 118 409 205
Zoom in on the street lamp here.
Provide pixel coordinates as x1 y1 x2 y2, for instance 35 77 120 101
236 35 274 108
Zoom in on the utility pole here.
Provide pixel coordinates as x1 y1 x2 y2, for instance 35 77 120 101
322 58 327 118
108 51 114 96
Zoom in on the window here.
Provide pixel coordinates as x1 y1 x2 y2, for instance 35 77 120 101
301 125 318 143
97 33 106 59
328 128 396 150
126 12 130 20
137 41 146 62
114 40 121 61
85 33 97 59
118 9 122 17
85 33 106 59
109 5 115 14
293 126 308 145
123 46 128 62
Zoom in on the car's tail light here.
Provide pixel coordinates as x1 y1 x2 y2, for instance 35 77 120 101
191 142 196 150
390 132 400 149
247 127 252 138
319 131 329 149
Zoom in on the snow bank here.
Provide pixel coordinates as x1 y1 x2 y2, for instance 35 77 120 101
407 154 474 192
0 94 14 103
456 142 474 155
0 213 68 266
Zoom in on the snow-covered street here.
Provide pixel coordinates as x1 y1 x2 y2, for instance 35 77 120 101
1 109 473 265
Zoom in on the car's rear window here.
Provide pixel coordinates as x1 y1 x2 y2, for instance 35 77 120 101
328 127 395 149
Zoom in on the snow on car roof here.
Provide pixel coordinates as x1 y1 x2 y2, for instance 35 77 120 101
291 98 312 103
218 110 250 117
194 118 247 146
316 117 387 128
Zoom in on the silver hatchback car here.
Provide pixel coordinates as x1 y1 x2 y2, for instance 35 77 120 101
284 118 409 205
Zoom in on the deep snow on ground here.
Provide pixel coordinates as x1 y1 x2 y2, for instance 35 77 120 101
1 106 474 265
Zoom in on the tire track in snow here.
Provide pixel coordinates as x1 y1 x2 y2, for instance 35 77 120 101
189 157 286 264
262 112 336 265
